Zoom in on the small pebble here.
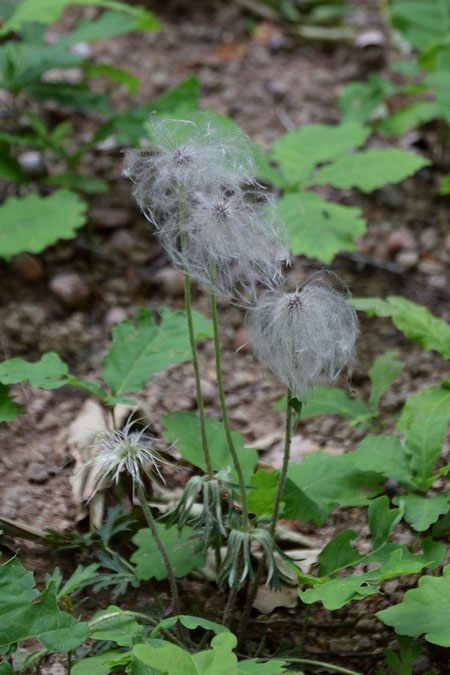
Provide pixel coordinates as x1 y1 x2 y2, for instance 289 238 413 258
26 462 52 484
108 229 137 255
153 267 185 297
386 227 416 256
49 272 90 308
11 253 45 283
396 250 419 268
104 307 128 329
17 150 46 178
199 379 216 405
90 207 132 230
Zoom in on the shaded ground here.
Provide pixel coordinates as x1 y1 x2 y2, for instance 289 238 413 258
0 1 449 673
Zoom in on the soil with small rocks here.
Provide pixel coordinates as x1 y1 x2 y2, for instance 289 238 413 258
1 1 449 673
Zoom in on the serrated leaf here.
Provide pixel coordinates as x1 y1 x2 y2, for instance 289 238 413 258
379 101 437 135
248 470 278 516
397 384 450 430
271 122 370 186
0 556 89 652
162 411 257 484
404 411 448 482
278 191 366 263
103 307 212 396
0 353 68 389
351 296 450 359
0 383 24 422
131 525 207 581
350 434 414 487
0 190 87 259
376 564 450 647
310 149 430 193
368 350 404 413
57 563 100 599
393 494 449 532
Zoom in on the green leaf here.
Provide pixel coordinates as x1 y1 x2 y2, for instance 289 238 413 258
278 191 365 263
0 190 87 259
248 470 278 517
368 496 403 549
72 650 131 675
351 296 450 359
404 411 448 482
310 148 430 193
0 383 24 422
397 384 450 430
376 564 450 647
350 434 414 487
162 411 257 484
0 41 82 90
42 173 109 194
86 63 140 94
379 101 437 135
368 350 404 413
57 9 160 48
271 122 370 186
389 0 450 51
56 563 99 599
441 173 450 195
425 70 450 123
0 353 69 389
0 556 89 652
0 0 161 36
318 530 364 577
237 658 286 673
0 143 25 183
89 605 144 646
131 524 207 581
393 494 449 532
339 74 395 125
26 83 110 113
103 307 212 396
301 387 370 422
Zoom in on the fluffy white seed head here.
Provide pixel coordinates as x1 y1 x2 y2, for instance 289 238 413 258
83 418 171 500
158 183 290 300
246 274 359 399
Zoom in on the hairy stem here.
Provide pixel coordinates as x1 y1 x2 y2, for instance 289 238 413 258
137 484 181 616
269 388 295 537
210 290 249 531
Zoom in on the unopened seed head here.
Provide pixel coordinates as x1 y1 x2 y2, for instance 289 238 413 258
246 274 359 398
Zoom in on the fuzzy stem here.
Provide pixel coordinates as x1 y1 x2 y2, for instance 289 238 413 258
137 484 181 616
210 290 249 531
269 388 295 537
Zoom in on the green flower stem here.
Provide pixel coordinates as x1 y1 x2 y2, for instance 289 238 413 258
137 484 181 617
210 290 249 532
269 388 296 537
281 659 362 675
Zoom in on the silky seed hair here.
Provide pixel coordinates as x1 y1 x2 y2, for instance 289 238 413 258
246 274 359 399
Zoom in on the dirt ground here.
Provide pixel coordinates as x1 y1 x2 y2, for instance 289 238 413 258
0 1 449 672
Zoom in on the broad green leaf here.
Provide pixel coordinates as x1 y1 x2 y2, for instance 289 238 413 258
397 385 450 430
389 0 450 51
404 411 448 481
302 387 370 421
0 190 87 259
162 411 258 484
0 41 82 90
376 564 450 647
368 496 402 549
441 173 450 195
86 63 141 94
310 148 430 193
393 494 449 532
350 434 414 487
425 70 450 123
283 451 382 525
57 9 160 48
0 556 89 652
89 605 143 646
152 615 229 638
0 0 161 36
103 307 212 396
0 383 24 422
339 74 395 124
26 82 110 113
0 144 25 182
248 470 278 516
131 524 207 581
42 173 109 194
432 511 450 538
351 296 450 359
379 101 437 135
72 650 131 675
278 192 365 263
0 661 12 674
368 351 404 413
0 353 68 389
318 530 364 577
271 122 370 186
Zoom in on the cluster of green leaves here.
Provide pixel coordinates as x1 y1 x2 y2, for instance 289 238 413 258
0 0 199 260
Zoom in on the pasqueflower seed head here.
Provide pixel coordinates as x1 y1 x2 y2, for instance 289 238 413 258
123 113 256 227
158 183 290 301
82 418 172 500
246 274 358 398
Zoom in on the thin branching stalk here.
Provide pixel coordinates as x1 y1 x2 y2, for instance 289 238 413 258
269 388 296 537
278 659 363 675
136 484 181 616
210 289 249 531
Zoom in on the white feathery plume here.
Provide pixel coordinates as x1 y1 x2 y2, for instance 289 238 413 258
246 274 359 399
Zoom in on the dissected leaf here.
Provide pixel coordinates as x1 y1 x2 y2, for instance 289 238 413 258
103 307 212 396
310 149 430 193
351 296 450 359
0 557 89 652
162 411 257 483
393 494 449 532
0 383 24 422
131 524 207 581
0 353 68 389
0 190 87 259
376 564 450 647
368 350 405 413
278 191 365 263
271 122 370 186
